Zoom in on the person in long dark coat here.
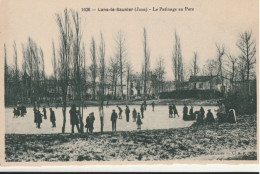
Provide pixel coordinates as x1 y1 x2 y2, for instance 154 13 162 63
206 109 215 123
140 104 144 119
173 104 179 118
189 106 195 120
200 107 205 119
183 104 188 120
151 101 155 111
90 112 95 132
13 108 16 118
144 100 147 110
33 107 37 128
132 108 137 122
169 104 173 118
125 105 130 122
111 109 118 131
85 114 92 132
136 113 143 129
117 106 123 119
35 110 42 128
69 104 80 133
43 106 47 119
49 108 56 127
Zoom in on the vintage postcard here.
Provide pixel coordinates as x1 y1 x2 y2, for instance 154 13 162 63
0 0 259 169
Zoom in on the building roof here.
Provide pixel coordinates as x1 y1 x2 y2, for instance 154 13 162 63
189 75 217 82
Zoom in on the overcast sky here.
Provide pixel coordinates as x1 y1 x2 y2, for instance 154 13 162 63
0 0 258 80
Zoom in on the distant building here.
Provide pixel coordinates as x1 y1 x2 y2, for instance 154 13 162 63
189 75 225 92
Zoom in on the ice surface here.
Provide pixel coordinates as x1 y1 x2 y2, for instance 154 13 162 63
5 105 218 134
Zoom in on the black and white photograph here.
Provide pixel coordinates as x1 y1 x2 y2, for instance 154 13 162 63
0 0 259 166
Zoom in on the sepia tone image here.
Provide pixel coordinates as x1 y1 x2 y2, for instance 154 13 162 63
0 0 258 164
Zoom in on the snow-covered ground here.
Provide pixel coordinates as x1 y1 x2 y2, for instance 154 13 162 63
5 105 218 134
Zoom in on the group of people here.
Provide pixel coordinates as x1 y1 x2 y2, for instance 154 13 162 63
33 106 56 129
168 104 179 118
13 105 27 118
110 107 143 131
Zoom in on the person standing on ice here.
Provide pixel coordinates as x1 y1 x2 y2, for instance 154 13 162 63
117 105 123 119
132 108 137 122
35 110 43 128
85 113 92 132
205 109 215 123
200 106 205 119
183 104 188 120
169 104 173 118
173 104 179 118
42 106 47 119
136 113 143 129
140 104 145 119
69 104 80 133
90 112 95 132
125 105 130 122
49 108 56 128
111 109 118 131
151 101 155 111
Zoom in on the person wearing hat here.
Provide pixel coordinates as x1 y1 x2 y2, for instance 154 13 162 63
169 104 173 118
140 104 145 119
136 113 143 129
117 105 123 119
49 108 56 127
85 113 92 132
69 104 80 133
132 108 137 122
111 109 118 131
90 112 95 132
173 104 179 118
183 104 188 120
42 106 47 119
206 109 215 123
189 106 195 120
125 105 130 122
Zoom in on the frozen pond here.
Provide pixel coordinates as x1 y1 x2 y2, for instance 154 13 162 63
5 105 218 134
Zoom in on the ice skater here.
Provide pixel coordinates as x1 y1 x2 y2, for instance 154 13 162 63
111 109 118 131
42 106 47 119
169 104 173 118
136 113 143 129
69 104 80 133
173 104 179 118
132 108 137 122
117 105 123 119
151 101 155 111
140 104 145 119
125 105 130 122
49 108 56 127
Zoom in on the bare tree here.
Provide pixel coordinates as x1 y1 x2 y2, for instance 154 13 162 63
126 62 132 100
108 56 119 99
190 52 199 89
71 9 85 132
216 43 225 89
143 27 150 99
98 32 106 102
90 37 97 100
154 57 166 94
172 31 184 89
225 53 237 91
115 30 127 98
51 40 58 102
56 8 73 133
13 42 19 102
236 30 256 93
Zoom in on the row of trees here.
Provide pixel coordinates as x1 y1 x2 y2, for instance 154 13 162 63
172 30 256 95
